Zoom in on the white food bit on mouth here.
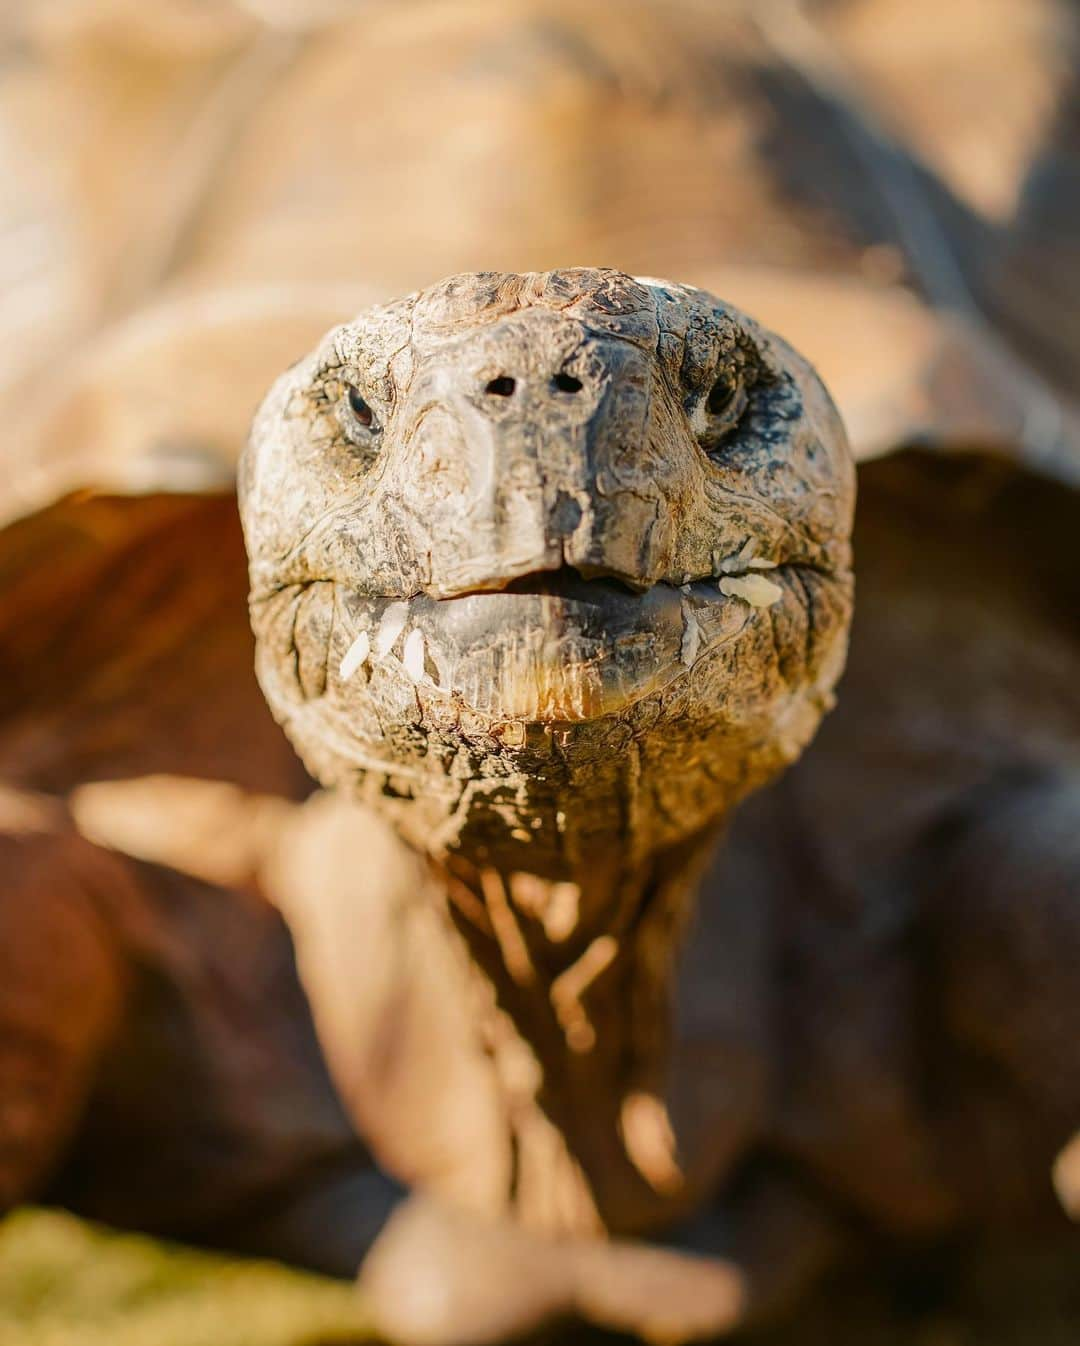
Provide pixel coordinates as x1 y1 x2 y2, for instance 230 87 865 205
374 602 408 657
402 628 426 682
719 573 784 607
339 631 370 680
680 604 701 666
721 537 765 574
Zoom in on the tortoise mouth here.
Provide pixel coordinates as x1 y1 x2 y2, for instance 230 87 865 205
328 560 796 723
434 564 648 602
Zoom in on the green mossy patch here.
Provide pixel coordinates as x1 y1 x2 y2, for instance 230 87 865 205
0 1208 370 1346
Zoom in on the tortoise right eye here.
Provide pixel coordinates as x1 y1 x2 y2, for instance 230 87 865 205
707 375 737 415
346 384 374 428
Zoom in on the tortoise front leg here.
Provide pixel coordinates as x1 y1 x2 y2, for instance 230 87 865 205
358 1171 846 1344
361 1194 749 1346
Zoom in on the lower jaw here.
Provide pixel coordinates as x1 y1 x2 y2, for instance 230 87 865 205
332 577 755 722
258 566 839 876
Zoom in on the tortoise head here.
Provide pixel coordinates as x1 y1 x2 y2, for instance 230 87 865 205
241 269 854 871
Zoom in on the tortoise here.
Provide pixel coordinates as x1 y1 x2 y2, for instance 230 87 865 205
2 3 1080 1344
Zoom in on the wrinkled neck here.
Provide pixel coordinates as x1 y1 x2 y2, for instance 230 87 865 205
431 823 723 1232
442 824 716 973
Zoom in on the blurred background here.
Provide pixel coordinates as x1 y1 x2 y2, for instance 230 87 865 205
1 1 1078 1342
4 0 1079 519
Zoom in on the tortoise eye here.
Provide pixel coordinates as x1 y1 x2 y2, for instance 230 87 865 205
695 366 752 460
707 374 737 415
345 384 375 429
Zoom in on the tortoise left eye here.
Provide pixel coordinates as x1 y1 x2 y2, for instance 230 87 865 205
707 374 737 415
346 384 374 428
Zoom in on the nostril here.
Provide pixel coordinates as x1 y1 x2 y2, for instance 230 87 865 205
553 373 583 394
485 376 516 397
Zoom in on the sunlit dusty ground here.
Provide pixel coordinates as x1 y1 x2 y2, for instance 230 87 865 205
3 1208 1078 1346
